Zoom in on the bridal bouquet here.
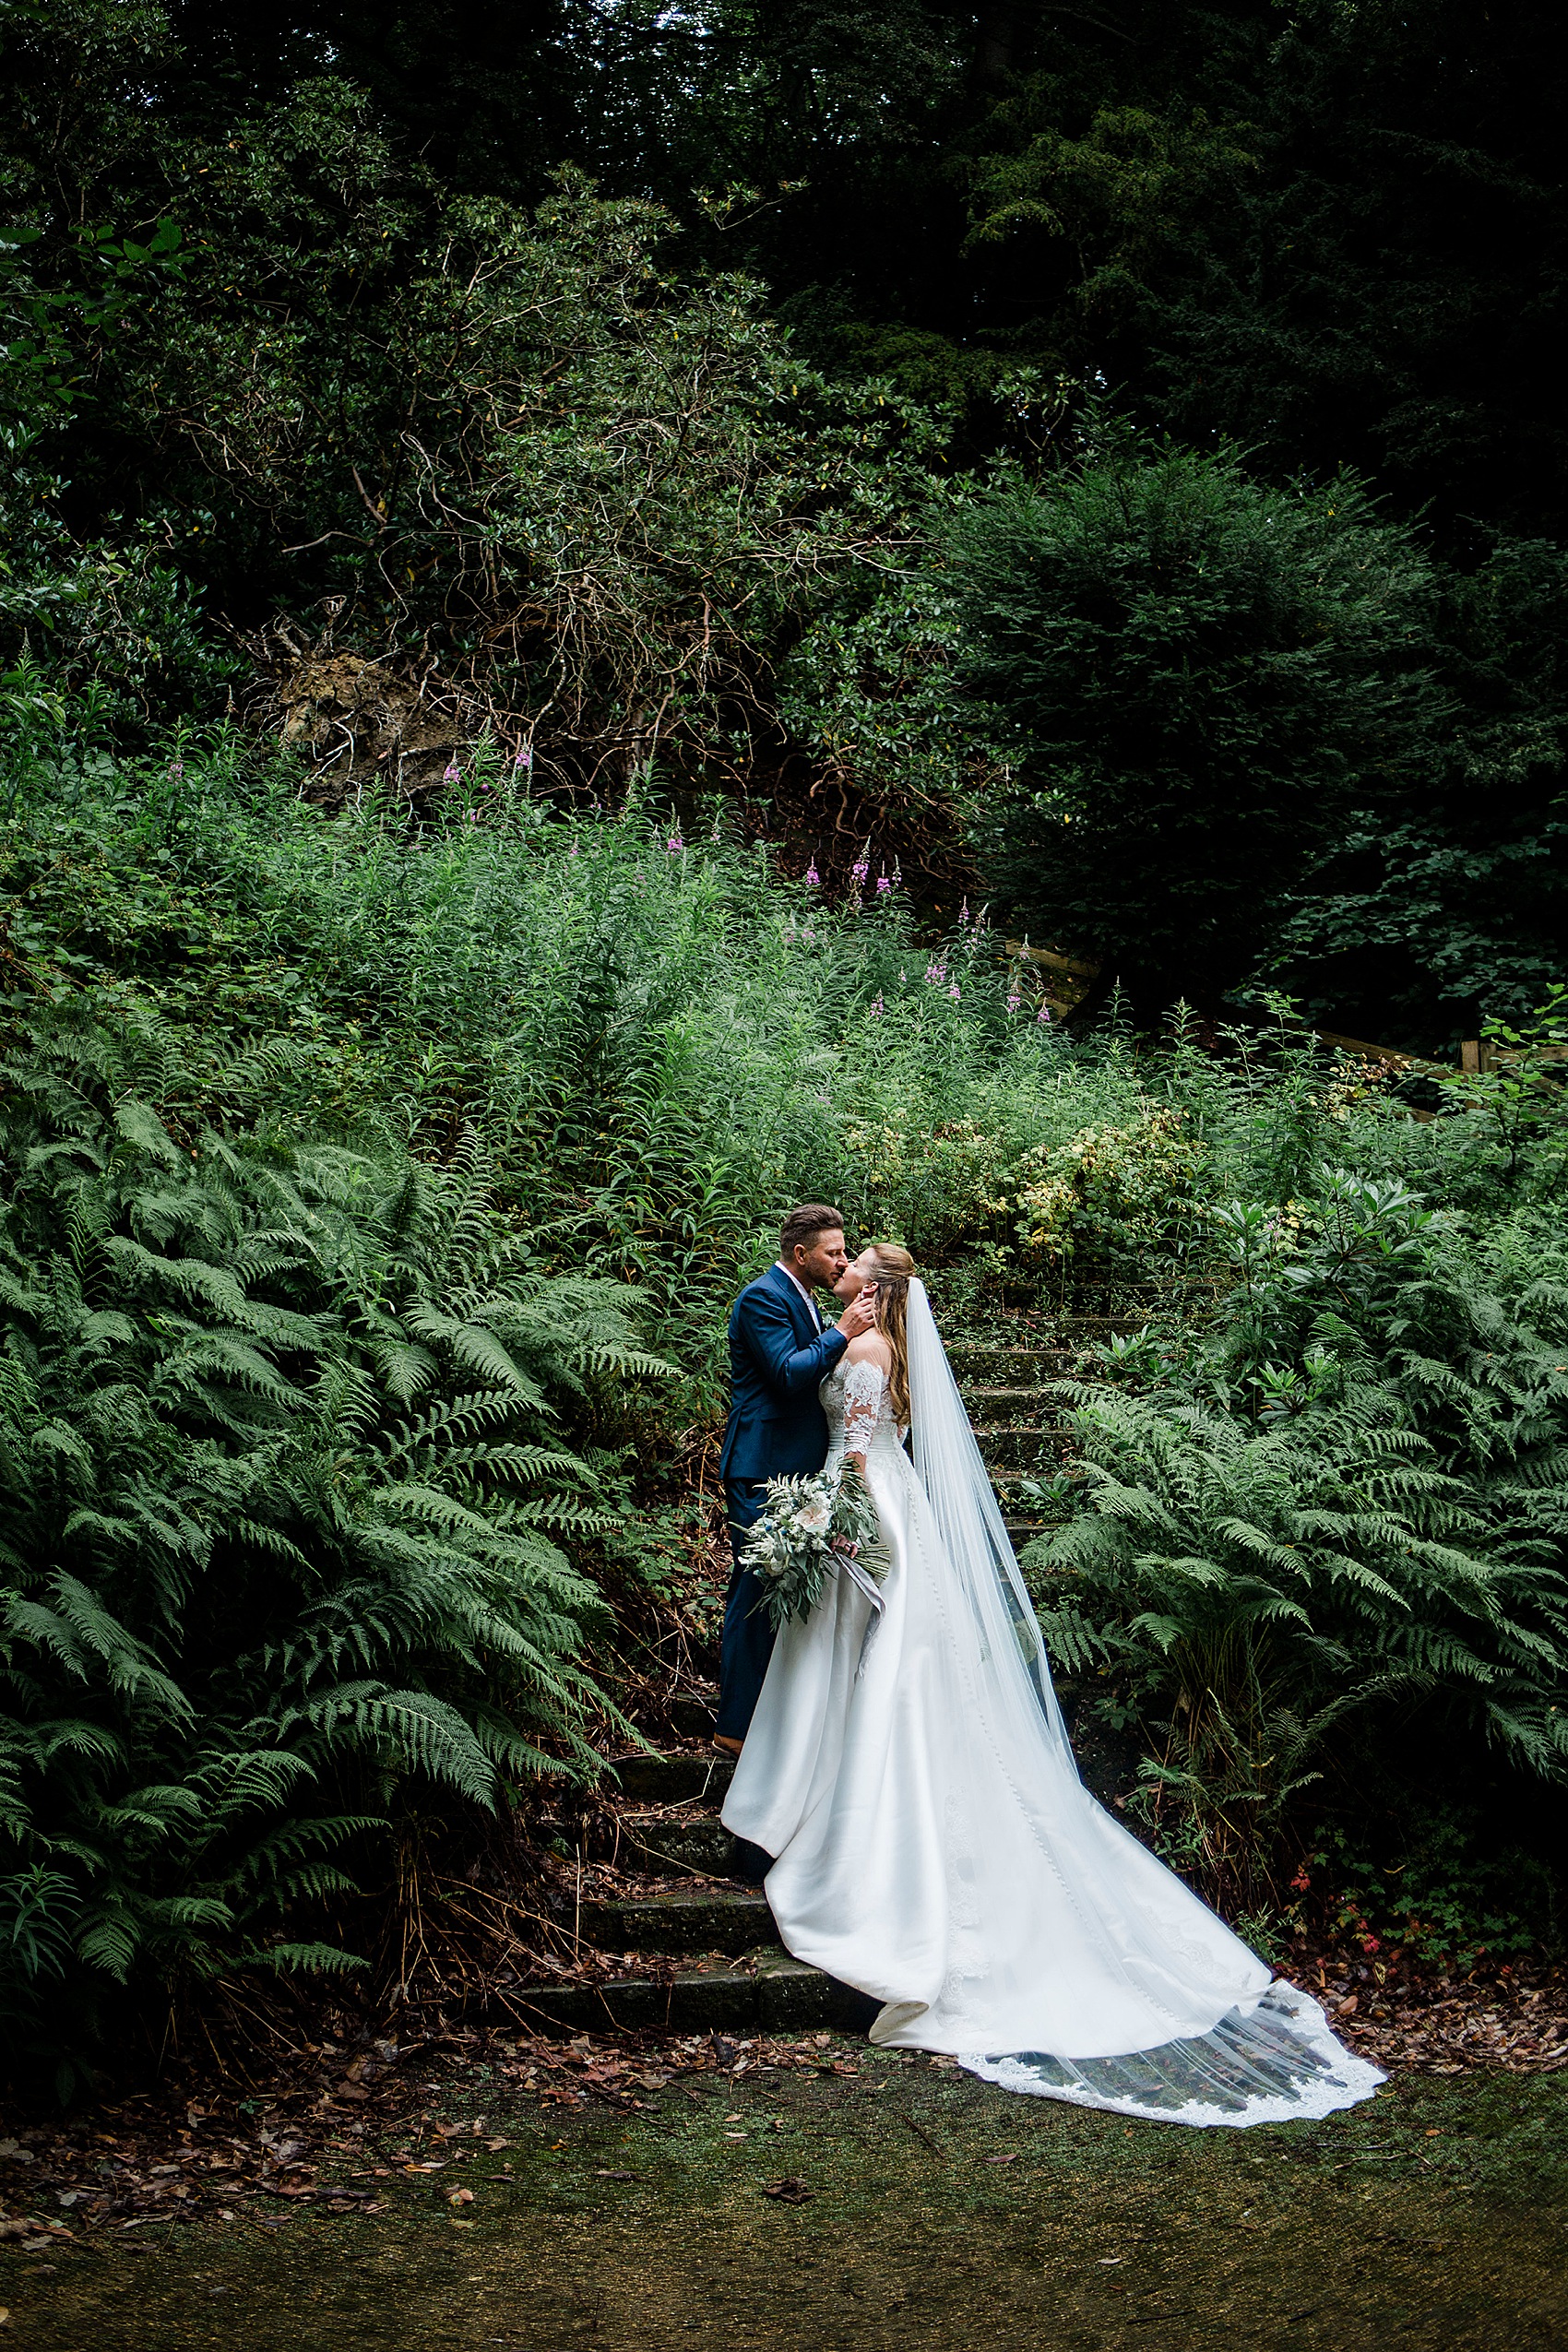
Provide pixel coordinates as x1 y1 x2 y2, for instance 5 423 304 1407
742 1463 890 1633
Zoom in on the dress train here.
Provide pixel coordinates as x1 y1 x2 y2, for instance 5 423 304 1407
723 1315 1383 2129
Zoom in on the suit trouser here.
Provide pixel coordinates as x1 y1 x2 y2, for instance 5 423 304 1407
717 1479 776 1742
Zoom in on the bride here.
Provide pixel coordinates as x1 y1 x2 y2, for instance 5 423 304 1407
722 1242 1384 2128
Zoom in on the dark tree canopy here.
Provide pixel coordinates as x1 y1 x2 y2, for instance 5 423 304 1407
3 0 1565 1036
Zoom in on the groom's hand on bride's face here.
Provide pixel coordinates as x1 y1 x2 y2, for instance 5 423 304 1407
839 1288 878 1339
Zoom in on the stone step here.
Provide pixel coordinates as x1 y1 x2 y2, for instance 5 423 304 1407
956 1344 1078 1365
971 1423 1068 1468
947 1310 1141 1333
605 1751 734 1804
621 1812 737 1877
501 1946 880 2037
580 1886 773 1957
991 1467 1070 1503
945 1318 1140 1357
956 1356 1114 1389
952 1350 1077 1380
669 1693 717 1740
963 1373 1072 1392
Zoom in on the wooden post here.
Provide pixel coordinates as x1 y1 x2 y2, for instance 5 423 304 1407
1461 1040 1481 1073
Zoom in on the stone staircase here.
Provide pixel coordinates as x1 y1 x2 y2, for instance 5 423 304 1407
947 1306 1141 1548
511 1742 881 2037
511 1303 1140 2037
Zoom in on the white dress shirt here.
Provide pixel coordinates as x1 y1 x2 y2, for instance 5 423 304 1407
776 1260 823 1332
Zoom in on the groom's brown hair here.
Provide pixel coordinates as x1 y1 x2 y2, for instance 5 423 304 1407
779 1204 845 1261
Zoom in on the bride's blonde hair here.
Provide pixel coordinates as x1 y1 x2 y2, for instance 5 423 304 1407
864 1241 916 1428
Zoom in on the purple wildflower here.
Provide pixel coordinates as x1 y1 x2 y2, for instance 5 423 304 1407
804 861 821 887
515 745 532 769
667 832 683 853
443 762 462 785
870 992 885 1017
1037 1002 1052 1026
948 981 961 1001
925 960 946 986
1007 992 1023 1014
875 871 892 896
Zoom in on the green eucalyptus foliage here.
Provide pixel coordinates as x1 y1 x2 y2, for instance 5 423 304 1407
0 996 664 2057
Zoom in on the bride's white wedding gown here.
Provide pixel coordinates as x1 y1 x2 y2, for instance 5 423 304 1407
723 1289 1383 2128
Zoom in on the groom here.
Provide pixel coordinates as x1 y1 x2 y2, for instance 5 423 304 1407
715 1204 878 1756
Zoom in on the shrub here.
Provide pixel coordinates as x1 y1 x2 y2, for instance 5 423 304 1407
1014 1103 1204 1266
948 432 1443 1011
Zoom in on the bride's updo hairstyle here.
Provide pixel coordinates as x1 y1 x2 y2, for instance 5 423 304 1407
864 1242 916 1428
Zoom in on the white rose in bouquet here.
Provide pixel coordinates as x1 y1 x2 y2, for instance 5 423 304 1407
741 1465 889 1632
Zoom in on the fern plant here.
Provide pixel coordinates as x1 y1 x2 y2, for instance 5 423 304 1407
0 1000 664 2065
1029 1164 1568 1904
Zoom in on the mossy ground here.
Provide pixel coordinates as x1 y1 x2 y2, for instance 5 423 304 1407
6 2044 1567 2349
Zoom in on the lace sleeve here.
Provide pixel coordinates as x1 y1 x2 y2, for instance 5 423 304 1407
842 1360 886 1455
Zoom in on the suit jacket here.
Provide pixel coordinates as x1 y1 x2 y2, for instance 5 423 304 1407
719 1263 849 1484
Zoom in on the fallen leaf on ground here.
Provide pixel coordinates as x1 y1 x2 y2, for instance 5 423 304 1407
761 2179 812 2204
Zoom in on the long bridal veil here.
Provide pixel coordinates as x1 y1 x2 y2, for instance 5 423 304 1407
902 1279 1383 2127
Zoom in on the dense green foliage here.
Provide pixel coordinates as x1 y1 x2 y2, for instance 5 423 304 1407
0 724 1564 2052
946 438 1568 1027
113 0 1568 542
2 0 1567 2072
1034 1165 1568 1920
0 980 669 2065
4 0 1565 1035
1271 537 1568 1042
0 748 1140 1351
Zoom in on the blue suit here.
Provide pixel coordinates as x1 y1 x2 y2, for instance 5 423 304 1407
717 1264 849 1742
